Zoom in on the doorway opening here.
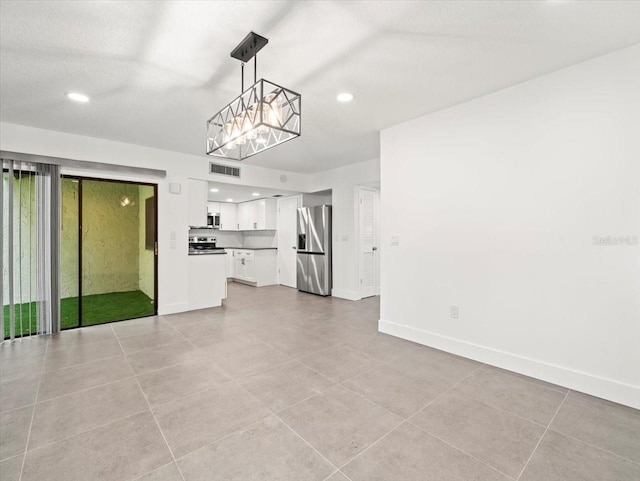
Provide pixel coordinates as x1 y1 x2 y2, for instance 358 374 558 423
60 176 158 329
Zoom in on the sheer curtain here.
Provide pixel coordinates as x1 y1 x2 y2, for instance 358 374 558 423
1 158 61 341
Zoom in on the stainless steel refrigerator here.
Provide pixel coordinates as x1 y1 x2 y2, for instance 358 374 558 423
297 205 332 296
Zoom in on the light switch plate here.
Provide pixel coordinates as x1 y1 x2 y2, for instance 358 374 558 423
169 182 181 194
391 236 400 246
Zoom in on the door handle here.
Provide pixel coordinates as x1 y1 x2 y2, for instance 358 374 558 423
292 246 296 249
372 247 378 251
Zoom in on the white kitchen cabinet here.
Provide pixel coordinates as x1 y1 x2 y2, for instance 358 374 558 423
231 249 277 286
225 249 234 278
219 202 237 231
244 251 255 281
233 251 245 280
207 201 220 214
256 198 277 230
236 198 277 230
237 201 256 230
187 179 209 227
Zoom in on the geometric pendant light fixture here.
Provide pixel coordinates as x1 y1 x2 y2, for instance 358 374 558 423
206 32 302 160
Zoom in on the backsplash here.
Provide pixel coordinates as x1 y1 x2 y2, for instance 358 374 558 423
243 231 277 248
189 229 276 249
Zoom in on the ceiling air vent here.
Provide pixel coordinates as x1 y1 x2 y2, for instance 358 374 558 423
209 162 241 178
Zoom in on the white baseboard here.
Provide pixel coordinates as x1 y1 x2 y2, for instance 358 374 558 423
379 319 640 410
158 302 189 315
331 289 361 301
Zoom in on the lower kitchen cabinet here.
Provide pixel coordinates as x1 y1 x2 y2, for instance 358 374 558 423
230 249 277 287
224 249 234 278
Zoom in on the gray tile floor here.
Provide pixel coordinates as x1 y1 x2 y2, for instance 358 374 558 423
1 283 639 481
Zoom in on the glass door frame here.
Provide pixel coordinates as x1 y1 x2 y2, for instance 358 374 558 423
62 174 159 330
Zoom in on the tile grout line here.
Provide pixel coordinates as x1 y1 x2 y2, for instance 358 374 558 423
13 407 151 459
110 325 187 481
127 460 179 481
515 389 570 480
452 390 549 430
156 376 340 475
39 351 125 375
405 364 484 424
18 332 50 481
544 413 640 468
27 373 138 409
332 364 485 476
406 418 517 480
231 377 342 475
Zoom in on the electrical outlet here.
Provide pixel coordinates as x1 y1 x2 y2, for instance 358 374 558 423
391 236 400 246
450 305 459 319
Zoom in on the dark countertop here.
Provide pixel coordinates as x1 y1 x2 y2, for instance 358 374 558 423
218 247 278 250
188 250 227 256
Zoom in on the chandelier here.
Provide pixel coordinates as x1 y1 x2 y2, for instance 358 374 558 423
206 32 301 161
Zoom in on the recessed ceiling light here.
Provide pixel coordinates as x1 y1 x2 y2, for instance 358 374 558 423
65 92 90 103
210 188 219 192
336 92 354 102
252 192 260 196
226 198 233 202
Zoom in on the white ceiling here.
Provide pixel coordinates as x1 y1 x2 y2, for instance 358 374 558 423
207 181 298 204
1 1 640 174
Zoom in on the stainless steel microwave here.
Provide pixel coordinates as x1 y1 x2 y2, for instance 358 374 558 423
207 213 220 229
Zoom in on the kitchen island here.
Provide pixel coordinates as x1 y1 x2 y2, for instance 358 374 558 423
187 250 227 310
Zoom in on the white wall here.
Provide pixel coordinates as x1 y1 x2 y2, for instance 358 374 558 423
0 122 310 314
380 45 640 408
309 158 381 300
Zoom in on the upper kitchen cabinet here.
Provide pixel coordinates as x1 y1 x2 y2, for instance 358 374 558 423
219 202 237 231
207 201 220 214
256 198 277 229
238 201 257 230
238 198 277 230
187 179 209 227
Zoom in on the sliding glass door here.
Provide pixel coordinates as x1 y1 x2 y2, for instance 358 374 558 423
61 177 157 328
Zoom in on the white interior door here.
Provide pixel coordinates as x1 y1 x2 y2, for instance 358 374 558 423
359 187 379 298
277 195 300 288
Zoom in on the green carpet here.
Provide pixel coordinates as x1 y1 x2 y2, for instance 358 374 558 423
3 290 155 338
